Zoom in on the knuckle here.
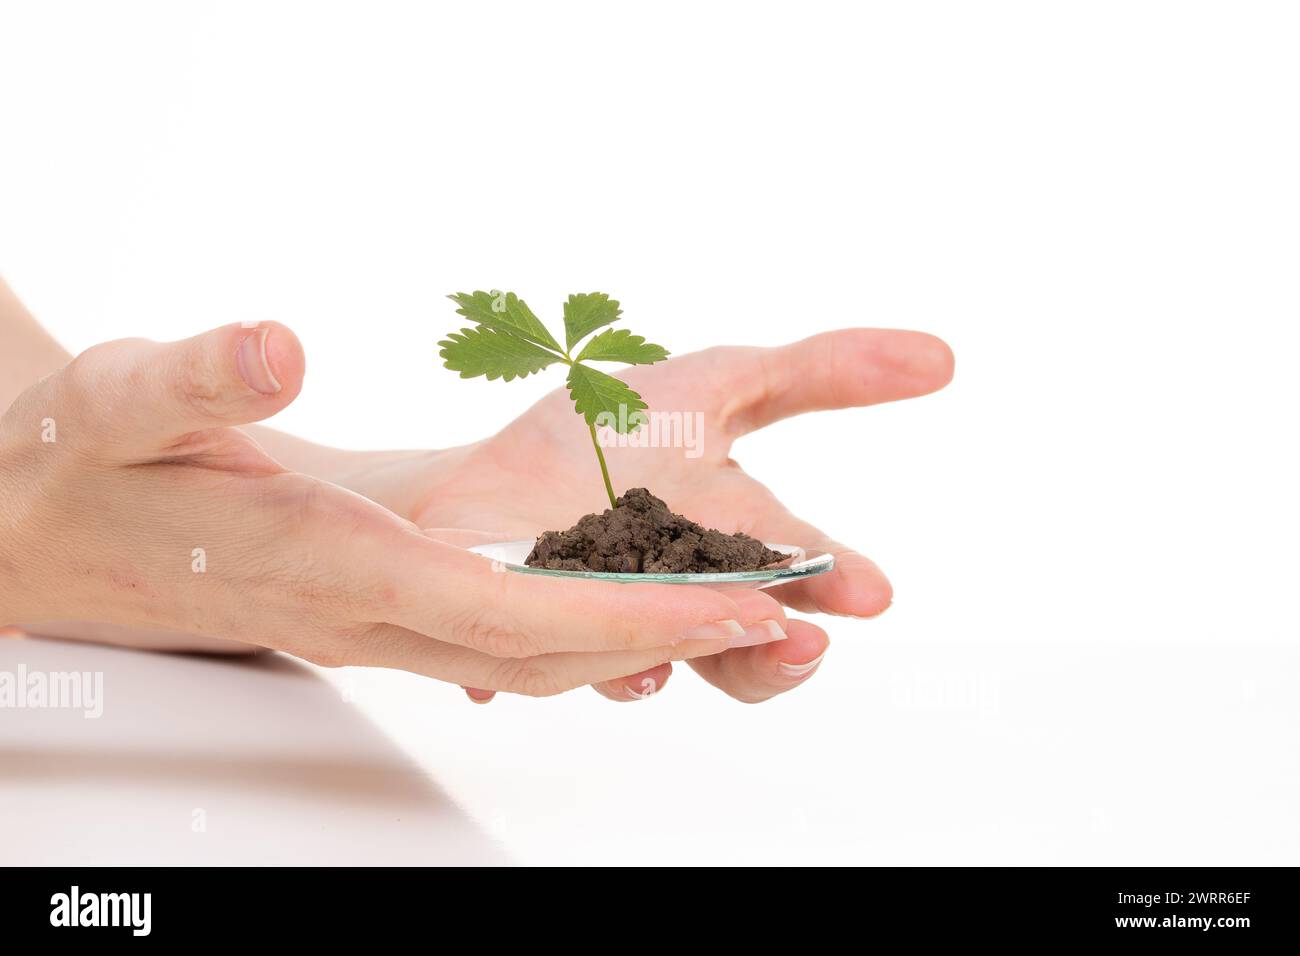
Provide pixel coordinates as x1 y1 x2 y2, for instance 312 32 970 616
576 588 657 651
63 339 148 394
59 351 97 400
172 345 232 420
696 344 740 366
474 575 547 657
58 346 111 411
606 618 648 651
447 605 540 658
303 649 345 669
46 340 150 454
477 626 542 659
294 638 349 669
488 658 565 698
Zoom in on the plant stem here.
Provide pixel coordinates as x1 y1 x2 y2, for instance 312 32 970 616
588 421 618 509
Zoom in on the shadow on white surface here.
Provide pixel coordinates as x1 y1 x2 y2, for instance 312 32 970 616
0 637 510 865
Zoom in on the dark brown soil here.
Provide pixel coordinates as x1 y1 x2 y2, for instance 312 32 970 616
525 488 790 573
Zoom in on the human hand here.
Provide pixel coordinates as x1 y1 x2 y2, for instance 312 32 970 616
0 324 792 695
330 328 954 703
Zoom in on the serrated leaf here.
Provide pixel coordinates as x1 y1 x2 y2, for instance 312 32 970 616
448 291 564 353
565 363 647 433
439 327 564 382
575 327 670 366
562 292 622 351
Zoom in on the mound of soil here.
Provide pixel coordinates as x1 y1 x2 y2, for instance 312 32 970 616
525 488 790 573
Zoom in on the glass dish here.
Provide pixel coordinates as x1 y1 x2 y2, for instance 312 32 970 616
469 541 834 589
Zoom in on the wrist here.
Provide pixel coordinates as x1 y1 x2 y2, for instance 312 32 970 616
0 521 27 625
238 425 459 523
0 424 48 623
329 446 454 522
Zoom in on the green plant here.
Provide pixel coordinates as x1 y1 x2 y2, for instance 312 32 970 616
439 291 669 509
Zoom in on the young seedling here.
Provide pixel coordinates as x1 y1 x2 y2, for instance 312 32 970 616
439 291 669 509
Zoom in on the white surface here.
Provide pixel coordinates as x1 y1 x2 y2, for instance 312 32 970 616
0 637 511 865
3 634 1295 865
2 2 1298 864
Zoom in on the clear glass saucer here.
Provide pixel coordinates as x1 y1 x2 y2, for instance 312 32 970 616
468 541 834 589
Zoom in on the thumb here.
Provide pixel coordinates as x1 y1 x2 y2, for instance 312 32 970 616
64 322 305 456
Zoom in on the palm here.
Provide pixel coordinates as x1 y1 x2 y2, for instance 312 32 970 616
416 346 776 535
407 329 953 618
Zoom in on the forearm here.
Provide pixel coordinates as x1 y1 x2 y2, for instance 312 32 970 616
0 278 72 411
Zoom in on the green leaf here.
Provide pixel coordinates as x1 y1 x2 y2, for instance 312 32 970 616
439 327 565 382
448 291 564 354
562 292 622 351
565 363 647 433
576 328 670 366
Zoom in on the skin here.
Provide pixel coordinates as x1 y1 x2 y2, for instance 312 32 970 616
0 278 954 703
311 329 956 703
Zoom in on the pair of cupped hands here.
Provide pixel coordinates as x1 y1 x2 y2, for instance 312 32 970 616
0 321 952 704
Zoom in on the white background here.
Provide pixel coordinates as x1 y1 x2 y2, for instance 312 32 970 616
1 1 1297 865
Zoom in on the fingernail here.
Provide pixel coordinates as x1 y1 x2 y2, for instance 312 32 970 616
465 688 495 705
625 678 658 700
729 620 788 649
778 650 826 679
237 327 282 395
679 620 746 643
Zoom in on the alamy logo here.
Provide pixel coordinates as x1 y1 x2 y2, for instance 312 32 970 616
593 407 706 459
0 665 103 718
50 886 151 936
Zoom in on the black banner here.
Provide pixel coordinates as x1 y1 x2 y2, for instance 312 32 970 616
0 867 1291 943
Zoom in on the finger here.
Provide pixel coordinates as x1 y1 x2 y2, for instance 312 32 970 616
374 532 790 657
592 663 673 702
462 687 496 705
721 329 954 437
688 619 829 704
757 510 893 618
64 321 305 458
355 621 786 697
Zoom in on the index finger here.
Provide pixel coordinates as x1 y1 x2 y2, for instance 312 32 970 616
721 329 954 437
750 508 893 619
372 530 790 658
